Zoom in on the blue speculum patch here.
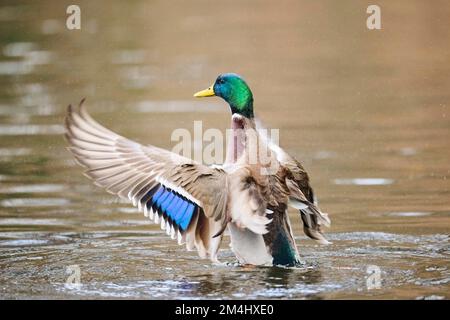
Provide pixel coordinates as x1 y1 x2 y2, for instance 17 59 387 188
141 184 197 231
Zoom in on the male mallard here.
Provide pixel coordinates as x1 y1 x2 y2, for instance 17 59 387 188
65 73 330 267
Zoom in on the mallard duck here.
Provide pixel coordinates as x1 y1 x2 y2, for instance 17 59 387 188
64 73 330 267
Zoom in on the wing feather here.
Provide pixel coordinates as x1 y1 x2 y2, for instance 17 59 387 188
65 100 228 260
65 99 274 261
269 142 331 244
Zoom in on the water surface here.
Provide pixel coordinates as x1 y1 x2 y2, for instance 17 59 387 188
0 0 449 299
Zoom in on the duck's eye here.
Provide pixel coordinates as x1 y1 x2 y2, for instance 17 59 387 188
217 79 224 84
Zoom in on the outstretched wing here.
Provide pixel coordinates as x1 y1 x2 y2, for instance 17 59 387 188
269 143 331 244
65 99 231 259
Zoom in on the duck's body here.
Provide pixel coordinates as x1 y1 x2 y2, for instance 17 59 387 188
65 73 330 266
221 114 300 266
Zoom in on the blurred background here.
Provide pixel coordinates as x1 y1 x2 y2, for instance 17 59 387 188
0 0 448 299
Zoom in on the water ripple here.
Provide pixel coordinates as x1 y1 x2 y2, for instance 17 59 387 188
333 178 394 186
0 198 70 207
0 124 64 135
0 148 31 157
0 239 50 247
0 184 66 193
0 218 64 226
135 100 223 113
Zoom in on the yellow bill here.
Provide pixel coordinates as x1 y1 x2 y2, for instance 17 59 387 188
194 84 215 97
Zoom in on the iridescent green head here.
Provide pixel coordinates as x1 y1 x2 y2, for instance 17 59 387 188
194 73 254 118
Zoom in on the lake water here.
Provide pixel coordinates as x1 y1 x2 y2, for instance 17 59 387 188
0 0 449 299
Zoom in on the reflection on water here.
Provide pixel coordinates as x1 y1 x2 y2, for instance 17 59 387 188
387 212 431 217
0 0 449 299
0 124 64 135
0 198 70 207
135 100 223 113
0 183 65 193
333 178 394 186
